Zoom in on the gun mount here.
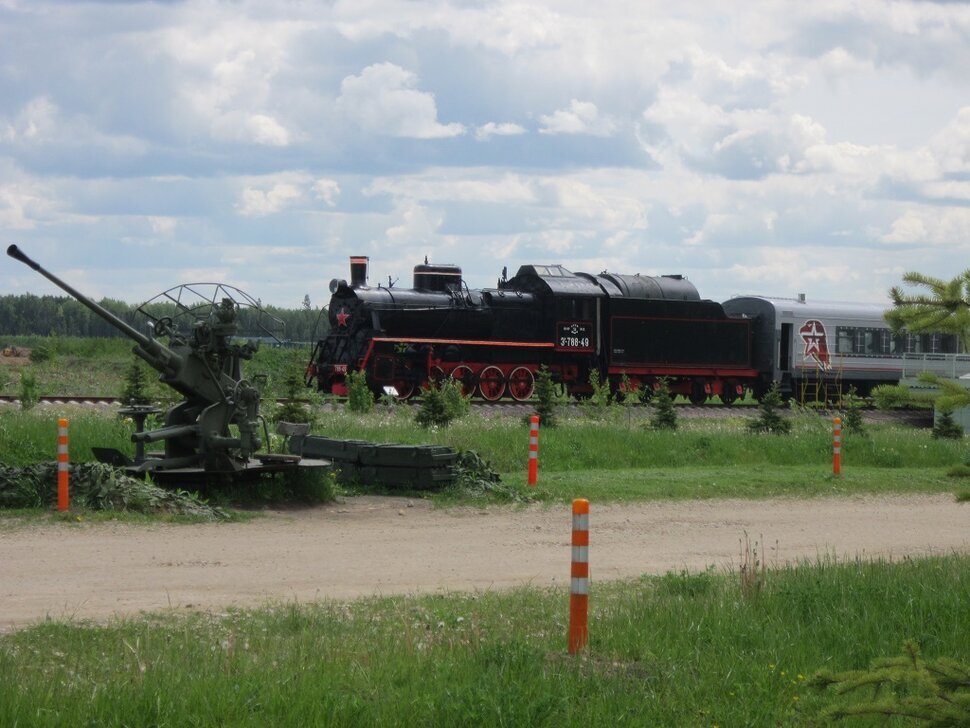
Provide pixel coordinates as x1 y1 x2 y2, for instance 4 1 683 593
7 244 325 479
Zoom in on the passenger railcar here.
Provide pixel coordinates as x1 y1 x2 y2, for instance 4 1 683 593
723 295 969 399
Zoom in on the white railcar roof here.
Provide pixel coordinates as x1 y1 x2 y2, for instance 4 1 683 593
726 295 889 322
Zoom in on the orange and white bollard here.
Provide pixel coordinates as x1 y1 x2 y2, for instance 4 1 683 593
833 416 842 477
57 417 69 512
527 414 539 486
568 498 589 654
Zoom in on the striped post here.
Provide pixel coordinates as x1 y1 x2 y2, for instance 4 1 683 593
568 498 589 655
527 414 539 487
57 418 69 512
833 416 842 477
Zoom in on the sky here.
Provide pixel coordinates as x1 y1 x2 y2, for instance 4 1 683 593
1 0 968 313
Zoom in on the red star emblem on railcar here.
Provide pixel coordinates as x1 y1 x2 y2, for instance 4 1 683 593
336 307 351 327
799 319 831 370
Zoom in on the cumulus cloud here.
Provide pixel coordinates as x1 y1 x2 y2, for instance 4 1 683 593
475 122 527 141
147 216 177 236
539 100 616 137
881 208 970 247
1 96 59 143
336 62 465 139
366 172 536 204
237 180 305 217
312 178 341 207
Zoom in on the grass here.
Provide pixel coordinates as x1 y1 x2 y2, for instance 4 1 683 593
0 335 312 399
2 554 969 726
1 406 967 508
2 355 968 723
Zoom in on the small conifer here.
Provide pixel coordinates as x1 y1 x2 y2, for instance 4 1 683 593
533 366 559 428
932 408 964 439
748 382 791 434
650 377 678 430
346 369 374 414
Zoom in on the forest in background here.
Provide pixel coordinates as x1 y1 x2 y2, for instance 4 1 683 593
0 293 328 343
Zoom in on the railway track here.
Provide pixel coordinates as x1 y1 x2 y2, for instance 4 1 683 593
0 394 934 425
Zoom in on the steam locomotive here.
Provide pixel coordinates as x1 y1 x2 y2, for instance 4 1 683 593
306 256 969 403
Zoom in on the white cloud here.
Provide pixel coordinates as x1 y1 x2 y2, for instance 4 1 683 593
475 122 527 141
366 172 537 204
237 181 305 217
0 186 44 229
539 99 616 136
147 216 177 235
1 96 59 143
336 62 465 139
881 208 970 246
385 201 443 244
312 179 341 207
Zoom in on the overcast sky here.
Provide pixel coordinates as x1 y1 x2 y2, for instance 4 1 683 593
1 0 968 313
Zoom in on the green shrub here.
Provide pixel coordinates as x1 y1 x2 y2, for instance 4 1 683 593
120 358 153 405
582 369 612 418
18 370 39 411
273 351 317 425
416 378 468 429
28 340 56 364
932 409 963 440
650 377 678 430
748 382 791 434
346 369 374 414
533 366 559 429
840 385 867 437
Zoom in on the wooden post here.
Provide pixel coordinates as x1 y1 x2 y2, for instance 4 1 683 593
568 498 589 654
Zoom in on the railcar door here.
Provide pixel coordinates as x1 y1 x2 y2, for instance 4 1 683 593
780 323 792 371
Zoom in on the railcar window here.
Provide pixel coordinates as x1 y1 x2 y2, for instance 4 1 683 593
836 328 959 355
836 326 898 355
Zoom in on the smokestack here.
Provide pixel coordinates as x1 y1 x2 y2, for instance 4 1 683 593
350 256 369 287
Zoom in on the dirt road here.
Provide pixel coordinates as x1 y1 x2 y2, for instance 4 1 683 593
2 494 968 631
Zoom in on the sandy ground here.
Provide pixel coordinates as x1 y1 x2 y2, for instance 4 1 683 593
1 494 968 632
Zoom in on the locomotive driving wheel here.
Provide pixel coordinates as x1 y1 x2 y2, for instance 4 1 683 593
477 366 506 401
450 365 475 397
389 379 415 400
508 366 535 401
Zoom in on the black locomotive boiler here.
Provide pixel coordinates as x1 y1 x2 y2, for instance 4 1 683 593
307 256 763 403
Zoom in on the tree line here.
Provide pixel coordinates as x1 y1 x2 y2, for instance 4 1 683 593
0 293 329 343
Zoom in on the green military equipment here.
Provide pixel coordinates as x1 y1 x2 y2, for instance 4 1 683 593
7 244 323 478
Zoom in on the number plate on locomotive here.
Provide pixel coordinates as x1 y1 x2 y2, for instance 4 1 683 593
556 321 594 352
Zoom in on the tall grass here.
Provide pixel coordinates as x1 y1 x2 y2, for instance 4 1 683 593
0 335 314 398
2 555 969 726
312 407 965 473
1 407 966 501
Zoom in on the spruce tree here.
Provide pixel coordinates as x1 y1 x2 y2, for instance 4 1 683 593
748 382 791 434
120 358 152 405
932 408 964 439
533 366 559 428
650 377 678 430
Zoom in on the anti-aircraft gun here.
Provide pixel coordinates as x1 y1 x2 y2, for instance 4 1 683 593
7 244 324 479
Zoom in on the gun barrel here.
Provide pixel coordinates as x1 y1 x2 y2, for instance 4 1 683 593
7 244 154 349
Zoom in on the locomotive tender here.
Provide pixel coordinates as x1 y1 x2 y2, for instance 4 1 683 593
308 256 969 403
